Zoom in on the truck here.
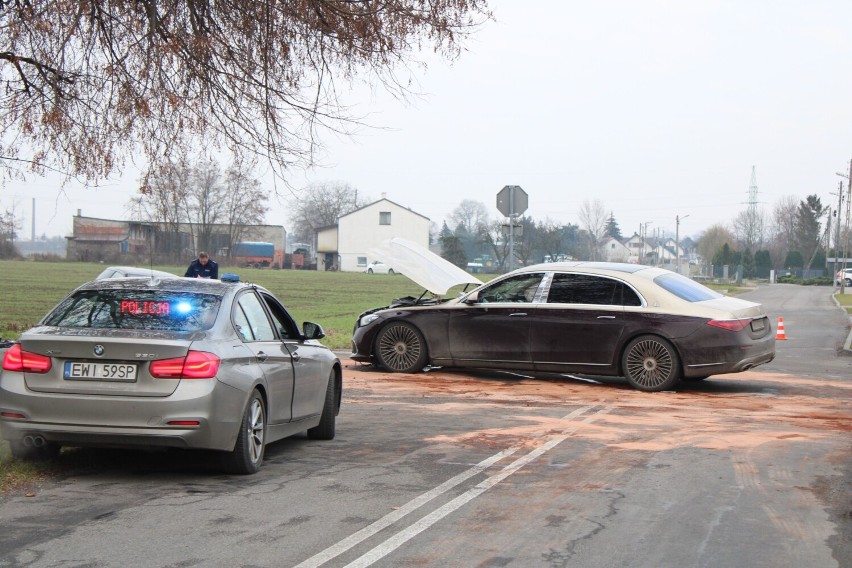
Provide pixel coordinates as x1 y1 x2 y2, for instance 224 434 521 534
232 242 275 268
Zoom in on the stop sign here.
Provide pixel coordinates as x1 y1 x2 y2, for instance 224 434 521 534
496 185 528 217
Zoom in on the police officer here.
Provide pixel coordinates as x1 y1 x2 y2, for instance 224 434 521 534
184 252 219 279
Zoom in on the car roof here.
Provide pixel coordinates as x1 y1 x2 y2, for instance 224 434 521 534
513 261 659 278
77 276 260 295
98 266 177 278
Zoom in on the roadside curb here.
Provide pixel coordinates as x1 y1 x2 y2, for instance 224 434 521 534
830 290 852 355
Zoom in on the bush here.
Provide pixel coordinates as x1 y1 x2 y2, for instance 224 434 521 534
776 274 833 286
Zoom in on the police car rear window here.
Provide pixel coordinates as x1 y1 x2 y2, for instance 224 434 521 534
43 290 221 331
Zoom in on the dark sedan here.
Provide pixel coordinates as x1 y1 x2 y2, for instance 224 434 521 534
1 276 341 474
352 260 775 392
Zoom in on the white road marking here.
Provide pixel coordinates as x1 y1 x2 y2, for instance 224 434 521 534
294 404 604 568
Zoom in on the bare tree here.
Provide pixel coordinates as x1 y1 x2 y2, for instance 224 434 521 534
286 181 366 242
0 208 22 258
478 221 510 271
696 224 736 265
732 207 766 251
578 199 608 260
189 158 228 253
131 156 268 259
130 157 193 259
223 158 268 253
449 199 489 234
1 2 491 184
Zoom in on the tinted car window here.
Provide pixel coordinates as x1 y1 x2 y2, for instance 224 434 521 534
44 290 220 331
478 274 544 303
236 292 276 341
547 273 641 306
260 293 300 339
654 273 723 302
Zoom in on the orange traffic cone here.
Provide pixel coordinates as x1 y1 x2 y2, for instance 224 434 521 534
775 317 788 340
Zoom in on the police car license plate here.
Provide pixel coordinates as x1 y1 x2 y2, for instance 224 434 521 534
64 361 137 381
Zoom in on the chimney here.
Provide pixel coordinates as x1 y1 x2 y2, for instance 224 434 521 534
77 209 81 217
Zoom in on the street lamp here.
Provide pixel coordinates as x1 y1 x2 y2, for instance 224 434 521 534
676 214 690 274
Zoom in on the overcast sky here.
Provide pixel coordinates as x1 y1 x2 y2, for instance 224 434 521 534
5 0 852 243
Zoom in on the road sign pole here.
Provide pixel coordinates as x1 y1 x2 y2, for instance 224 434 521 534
496 185 528 273
508 186 514 273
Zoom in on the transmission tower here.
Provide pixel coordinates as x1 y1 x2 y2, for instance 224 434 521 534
742 166 761 250
748 166 759 214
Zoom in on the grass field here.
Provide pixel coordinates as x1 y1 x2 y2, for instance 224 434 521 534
0 259 457 350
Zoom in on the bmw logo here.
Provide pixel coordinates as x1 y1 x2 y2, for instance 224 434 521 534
93 344 105 357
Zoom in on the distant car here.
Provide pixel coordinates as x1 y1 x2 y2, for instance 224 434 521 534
96 266 177 280
352 242 775 392
1 277 341 474
836 268 852 286
365 260 396 275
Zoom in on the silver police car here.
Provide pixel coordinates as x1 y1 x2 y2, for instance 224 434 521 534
0 275 341 474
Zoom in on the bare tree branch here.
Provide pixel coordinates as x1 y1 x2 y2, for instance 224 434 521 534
0 1 492 185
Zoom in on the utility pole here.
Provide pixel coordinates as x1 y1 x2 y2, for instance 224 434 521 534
830 180 844 267
640 221 652 265
844 159 852 293
676 214 689 274
834 180 843 269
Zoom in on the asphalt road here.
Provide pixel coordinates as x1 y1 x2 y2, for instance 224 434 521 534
0 284 850 568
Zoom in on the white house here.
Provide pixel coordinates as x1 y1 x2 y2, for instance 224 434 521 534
599 237 632 263
316 197 430 272
623 233 649 263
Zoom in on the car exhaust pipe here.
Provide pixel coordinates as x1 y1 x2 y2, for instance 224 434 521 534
22 435 46 447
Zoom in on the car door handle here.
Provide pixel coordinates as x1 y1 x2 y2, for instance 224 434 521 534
256 352 268 362
597 315 616 319
509 313 528 317
291 353 301 362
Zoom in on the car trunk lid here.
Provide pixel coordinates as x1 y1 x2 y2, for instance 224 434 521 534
19 328 193 397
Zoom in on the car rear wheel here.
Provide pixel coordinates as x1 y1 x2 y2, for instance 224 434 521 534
222 390 266 474
367 268 374 274
388 268 395 275
622 335 682 392
376 322 428 373
307 370 337 440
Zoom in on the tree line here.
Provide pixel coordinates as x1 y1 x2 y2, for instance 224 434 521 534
131 156 269 261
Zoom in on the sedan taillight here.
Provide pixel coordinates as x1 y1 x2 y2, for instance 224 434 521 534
150 351 220 379
706 319 750 332
2 344 52 373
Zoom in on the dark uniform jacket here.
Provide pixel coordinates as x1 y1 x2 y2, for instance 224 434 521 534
184 259 219 279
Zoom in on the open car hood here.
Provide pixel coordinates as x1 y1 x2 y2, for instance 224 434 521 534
368 238 483 295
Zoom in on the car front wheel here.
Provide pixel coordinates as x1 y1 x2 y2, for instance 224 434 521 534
307 370 337 440
222 390 266 474
622 335 682 392
376 322 428 373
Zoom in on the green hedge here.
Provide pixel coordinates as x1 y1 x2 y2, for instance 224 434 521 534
776 275 834 286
